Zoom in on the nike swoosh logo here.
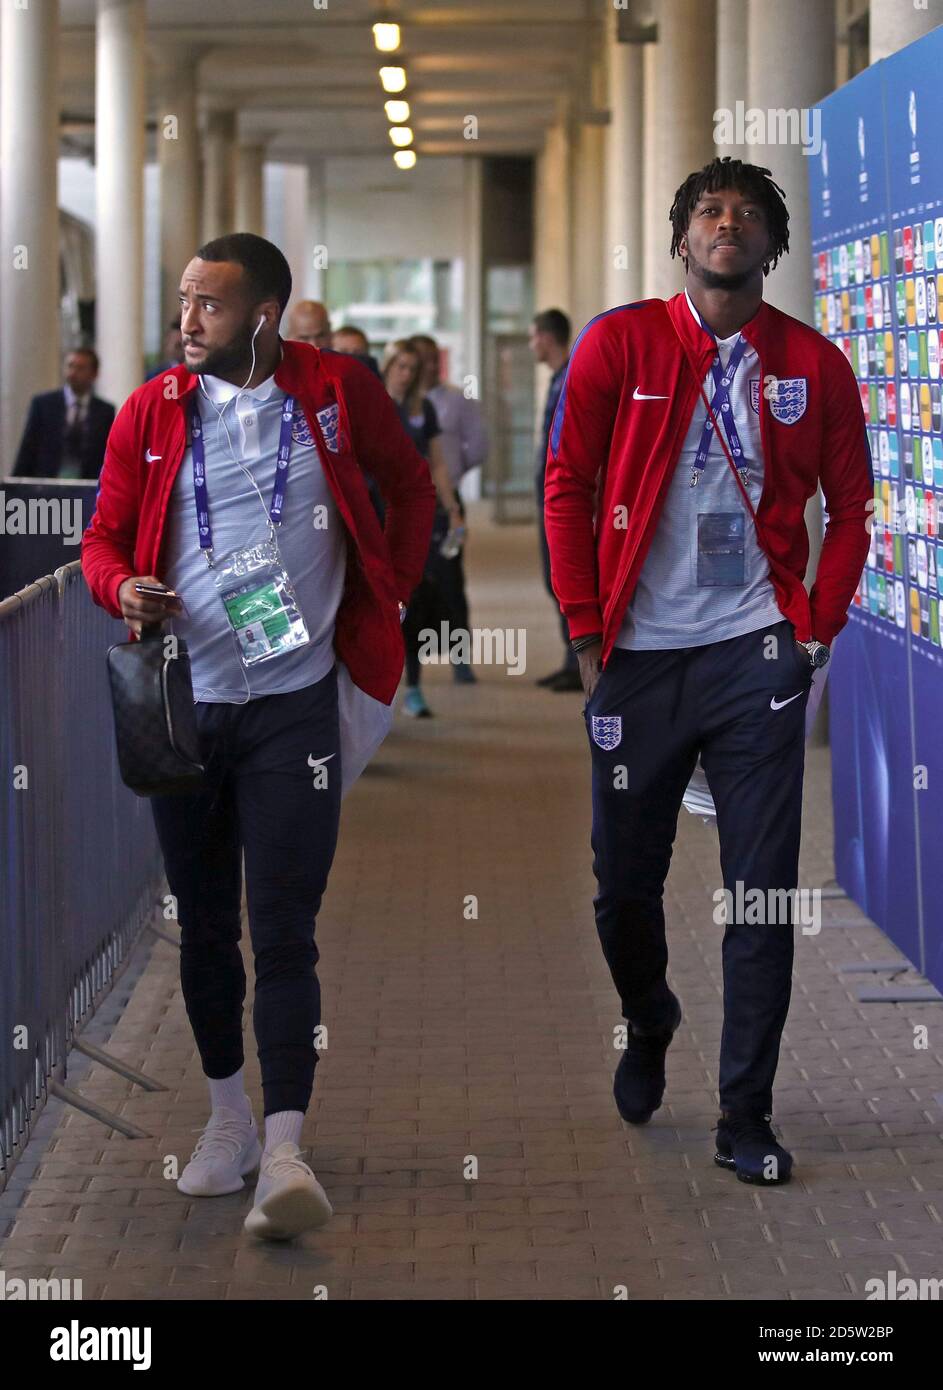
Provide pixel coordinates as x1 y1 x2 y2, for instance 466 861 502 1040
145 449 162 463
770 692 804 710
632 387 669 400
306 753 336 767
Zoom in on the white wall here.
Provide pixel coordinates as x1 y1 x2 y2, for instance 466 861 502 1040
323 155 465 261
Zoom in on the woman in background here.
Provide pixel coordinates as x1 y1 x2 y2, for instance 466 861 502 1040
382 339 463 718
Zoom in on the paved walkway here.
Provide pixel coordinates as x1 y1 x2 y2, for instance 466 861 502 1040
2 503 942 1300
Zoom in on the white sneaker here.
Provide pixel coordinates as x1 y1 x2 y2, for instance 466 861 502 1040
243 1141 333 1241
177 1106 262 1197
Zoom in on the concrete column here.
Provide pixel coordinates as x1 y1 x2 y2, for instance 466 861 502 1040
747 1 834 328
533 112 573 318
1 0 61 469
459 155 484 502
153 48 200 330
715 0 749 159
573 116 606 331
461 155 483 397
201 108 236 243
279 164 309 323
870 0 943 63
304 157 327 300
96 0 146 409
235 143 265 236
748 0 835 735
642 38 658 296
533 113 573 452
604 7 644 309
649 0 717 301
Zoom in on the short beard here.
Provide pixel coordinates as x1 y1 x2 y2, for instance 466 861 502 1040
685 249 761 292
185 321 255 379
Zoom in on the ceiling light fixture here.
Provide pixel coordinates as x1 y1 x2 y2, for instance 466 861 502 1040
384 99 410 123
379 66 407 93
394 149 417 170
373 22 401 53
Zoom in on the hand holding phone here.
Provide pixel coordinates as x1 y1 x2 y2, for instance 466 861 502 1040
119 575 183 635
134 582 181 601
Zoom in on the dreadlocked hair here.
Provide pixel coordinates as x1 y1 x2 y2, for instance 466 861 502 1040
669 156 790 274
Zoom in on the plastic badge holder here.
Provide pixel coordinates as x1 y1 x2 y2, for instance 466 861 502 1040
215 537 310 667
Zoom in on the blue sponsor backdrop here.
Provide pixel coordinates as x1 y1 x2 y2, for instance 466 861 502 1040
809 30 943 989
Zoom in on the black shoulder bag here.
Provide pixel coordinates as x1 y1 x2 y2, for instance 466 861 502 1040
106 623 206 797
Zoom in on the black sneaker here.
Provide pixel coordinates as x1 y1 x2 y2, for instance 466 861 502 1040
714 1112 793 1185
613 993 683 1125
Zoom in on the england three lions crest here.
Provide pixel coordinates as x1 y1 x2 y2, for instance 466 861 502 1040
315 402 344 452
292 408 315 448
767 377 808 425
590 715 622 751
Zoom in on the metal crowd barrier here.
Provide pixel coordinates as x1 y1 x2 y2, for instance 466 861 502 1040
0 562 164 1184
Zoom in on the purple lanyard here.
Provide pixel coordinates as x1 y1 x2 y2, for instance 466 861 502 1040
689 311 750 487
191 394 296 565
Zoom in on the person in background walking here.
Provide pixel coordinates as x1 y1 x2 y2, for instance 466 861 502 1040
530 309 580 691
146 318 185 380
287 300 332 349
333 324 382 378
382 338 464 718
411 333 488 685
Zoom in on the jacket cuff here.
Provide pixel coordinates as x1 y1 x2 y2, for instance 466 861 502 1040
109 571 133 620
564 601 605 641
807 609 842 648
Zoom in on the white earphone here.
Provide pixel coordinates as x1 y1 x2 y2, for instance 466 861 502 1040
237 314 266 391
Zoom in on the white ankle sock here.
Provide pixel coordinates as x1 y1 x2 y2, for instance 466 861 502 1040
264 1109 304 1152
208 1069 251 1119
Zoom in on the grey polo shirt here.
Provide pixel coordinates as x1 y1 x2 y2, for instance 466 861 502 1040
614 290 783 651
163 371 346 702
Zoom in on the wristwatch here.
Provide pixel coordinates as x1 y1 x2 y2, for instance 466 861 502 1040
798 638 830 669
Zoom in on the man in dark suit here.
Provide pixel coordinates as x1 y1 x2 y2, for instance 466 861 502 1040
13 348 115 479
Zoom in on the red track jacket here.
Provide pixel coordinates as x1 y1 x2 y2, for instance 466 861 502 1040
81 341 437 704
544 293 873 660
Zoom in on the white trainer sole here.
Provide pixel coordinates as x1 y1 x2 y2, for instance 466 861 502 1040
177 1136 263 1197
243 1176 333 1241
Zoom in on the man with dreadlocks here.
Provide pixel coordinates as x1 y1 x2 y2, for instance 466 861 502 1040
544 157 872 1185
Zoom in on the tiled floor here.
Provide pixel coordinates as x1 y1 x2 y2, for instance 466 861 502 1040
2 503 942 1300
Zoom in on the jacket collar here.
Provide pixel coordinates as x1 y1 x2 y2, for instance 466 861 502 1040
274 337 327 395
171 337 324 403
199 369 280 405
666 290 773 360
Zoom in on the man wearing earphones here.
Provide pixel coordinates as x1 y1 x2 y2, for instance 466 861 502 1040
82 233 436 1240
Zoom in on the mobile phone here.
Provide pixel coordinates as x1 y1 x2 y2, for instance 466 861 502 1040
134 582 180 601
